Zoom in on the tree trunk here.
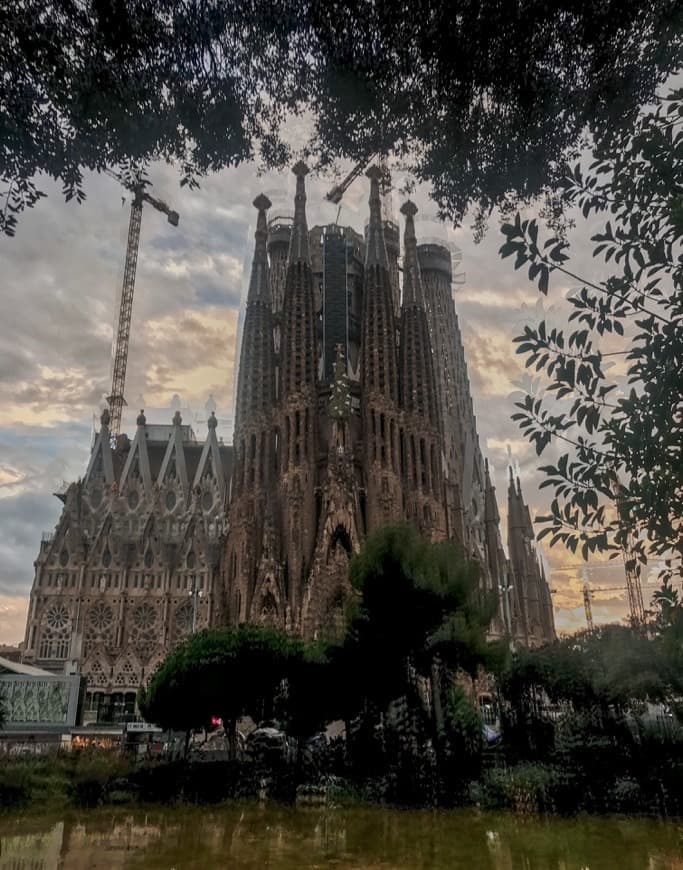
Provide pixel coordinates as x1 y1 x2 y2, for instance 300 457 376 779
430 657 446 772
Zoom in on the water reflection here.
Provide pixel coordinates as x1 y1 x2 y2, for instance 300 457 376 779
1 805 682 869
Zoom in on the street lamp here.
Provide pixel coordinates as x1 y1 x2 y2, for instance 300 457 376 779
189 575 204 634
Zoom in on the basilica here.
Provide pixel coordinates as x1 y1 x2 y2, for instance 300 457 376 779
21 164 555 722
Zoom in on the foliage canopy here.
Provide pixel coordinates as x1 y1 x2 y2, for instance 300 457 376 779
330 524 499 717
138 624 301 733
2 0 682 233
501 88 683 580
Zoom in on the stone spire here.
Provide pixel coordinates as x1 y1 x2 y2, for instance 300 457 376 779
159 409 189 497
507 465 523 531
247 193 272 303
400 200 422 307
120 410 152 495
360 166 398 404
359 166 402 530
84 407 115 485
280 162 317 398
484 458 500 525
288 161 310 264
398 201 439 426
278 161 319 618
235 194 276 428
365 165 389 269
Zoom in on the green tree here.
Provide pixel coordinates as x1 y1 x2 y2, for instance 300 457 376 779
332 524 499 789
502 624 680 718
500 88 683 581
650 582 683 696
652 580 680 620
342 525 496 708
139 624 299 757
2 1 681 234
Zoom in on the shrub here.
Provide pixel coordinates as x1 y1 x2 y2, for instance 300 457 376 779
68 752 131 807
0 762 31 809
479 763 568 814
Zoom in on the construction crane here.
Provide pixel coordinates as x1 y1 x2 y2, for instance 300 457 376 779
108 180 179 439
582 584 629 631
326 153 393 222
552 562 643 629
326 158 376 205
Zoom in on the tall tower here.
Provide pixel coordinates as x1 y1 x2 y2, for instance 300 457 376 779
226 194 277 623
483 459 507 637
266 215 291 395
418 242 466 544
507 469 556 646
278 162 319 626
359 166 402 530
397 201 446 538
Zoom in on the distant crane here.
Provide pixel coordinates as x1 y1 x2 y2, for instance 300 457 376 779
326 157 376 206
582 584 628 631
108 179 179 439
610 473 646 626
552 562 643 629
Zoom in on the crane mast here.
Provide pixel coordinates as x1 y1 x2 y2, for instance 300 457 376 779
107 182 179 440
108 189 143 439
583 584 595 631
553 554 645 629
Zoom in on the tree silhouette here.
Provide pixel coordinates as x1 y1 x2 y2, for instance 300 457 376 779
501 88 683 581
2 0 681 233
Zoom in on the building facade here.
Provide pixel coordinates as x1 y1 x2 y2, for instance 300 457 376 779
223 165 556 644
22 164 555 716
22 410 231 722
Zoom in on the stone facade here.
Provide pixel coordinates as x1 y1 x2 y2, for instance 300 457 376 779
22 164 555 716
22 409 231 722
224 165 556 645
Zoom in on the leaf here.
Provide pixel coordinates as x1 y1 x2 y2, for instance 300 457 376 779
538 267 549 295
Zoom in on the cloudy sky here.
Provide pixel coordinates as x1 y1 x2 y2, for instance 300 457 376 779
0 154 655 645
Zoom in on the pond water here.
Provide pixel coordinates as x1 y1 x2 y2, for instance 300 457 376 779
0 803 682 869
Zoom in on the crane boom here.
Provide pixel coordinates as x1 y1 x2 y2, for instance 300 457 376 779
326 158 376 205
107 183 179 439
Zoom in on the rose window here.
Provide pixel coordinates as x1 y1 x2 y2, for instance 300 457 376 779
46 604 70 630
175 602 194 633
134 603 157 630
89 601 114 631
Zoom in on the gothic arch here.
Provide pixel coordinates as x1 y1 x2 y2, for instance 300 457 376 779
328 524 352 561
112 651 142 690
250 570 286 627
